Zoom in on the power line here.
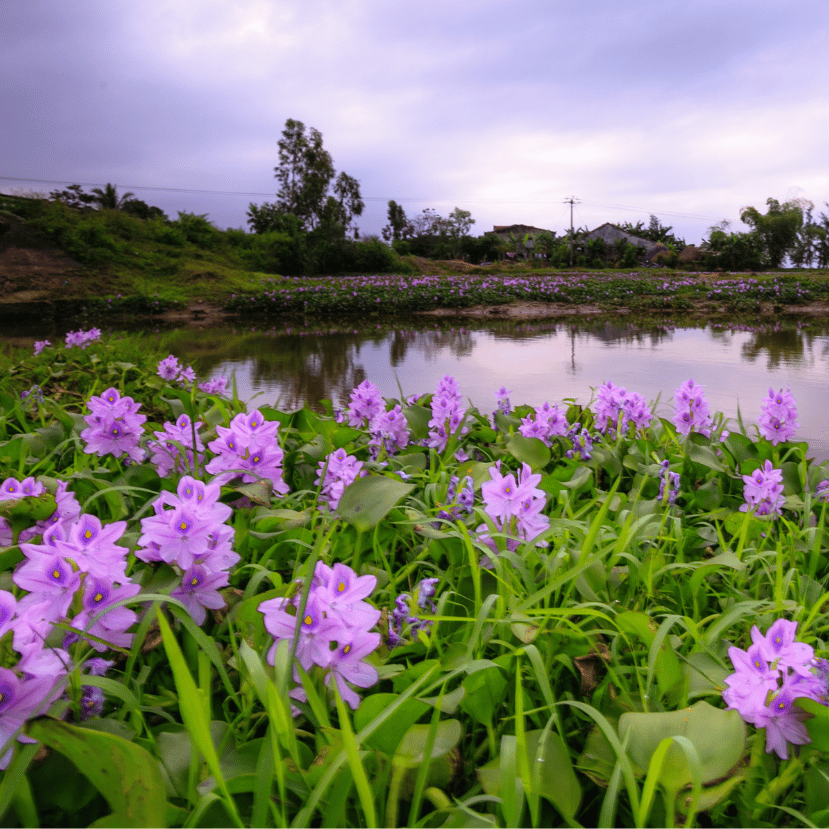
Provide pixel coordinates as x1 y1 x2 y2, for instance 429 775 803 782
0 175 732 222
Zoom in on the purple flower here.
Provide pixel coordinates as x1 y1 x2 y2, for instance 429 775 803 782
369 405 410 458
325 631 381 709
65 577 141 652
673 379 713 437
33 340 50 356
758 386 799 445
316 449 364 511
147 414 206 477
723 620 827 759
65 328 101 349
346 380 384 428
565 425 594 461
518 402 569 445
170 565 229 626
0 668 65 768
740 460 785 518
198 376 229 396
427 376 467 452
495 386 512 416
80 388 147 463
156 354 182 380
593 382 652 436
658 460 680 505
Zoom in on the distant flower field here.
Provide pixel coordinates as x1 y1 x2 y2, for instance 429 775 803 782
0 329 828 828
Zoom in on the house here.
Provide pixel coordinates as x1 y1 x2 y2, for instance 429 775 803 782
582 222 652 251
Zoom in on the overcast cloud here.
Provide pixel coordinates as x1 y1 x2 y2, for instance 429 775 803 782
3 0 827 245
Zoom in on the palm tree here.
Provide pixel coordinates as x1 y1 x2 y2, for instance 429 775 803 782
89 183 135 210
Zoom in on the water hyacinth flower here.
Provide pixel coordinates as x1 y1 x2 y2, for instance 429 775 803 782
80 387 147 463
198 375 229 396
206 409 289 493
346 380 384 428
427 375 467 453
388 577 440 648
495 386 512 416
758 386 799 445
434 475 474 526
33 340 50 356
147 414 206 477
565 424 594 461
368 405 410 459
593 381 652 436
518 402 569 445
477 461 549 561
259 561 381 710
316 449 365 511
741 459 785 518
673 378 713 437
723 620 828 759
65 328 101 349
658 460 681 505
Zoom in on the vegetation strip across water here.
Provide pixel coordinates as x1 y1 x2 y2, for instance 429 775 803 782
1 329 829 828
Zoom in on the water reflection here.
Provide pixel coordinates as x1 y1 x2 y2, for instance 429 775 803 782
171 318 829 461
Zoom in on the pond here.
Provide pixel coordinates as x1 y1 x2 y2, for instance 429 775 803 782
158 317 829 462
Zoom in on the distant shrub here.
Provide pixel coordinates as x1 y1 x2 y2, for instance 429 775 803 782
172 211 221 249
152 223 186 247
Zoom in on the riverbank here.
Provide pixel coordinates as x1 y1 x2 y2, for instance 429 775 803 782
3 267 829 329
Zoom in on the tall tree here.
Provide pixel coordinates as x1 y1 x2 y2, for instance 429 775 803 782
381 200 411 242
274 119 335 230
739 197 806 268
333 172 364 238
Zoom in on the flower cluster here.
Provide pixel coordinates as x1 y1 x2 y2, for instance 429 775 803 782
33 340 50 356
206 409 289 493
658 460 680 505
741 460 785 518
316 449 365 511
816 480 829 502
494 386 512 416
345 380 384 428
723 620 828 759
198 376 229 396
259 562 381 709
65 328 101 349
0 505 140 765
518 401 569 445
147 414 206 478
427 375 467 453
758 386 799 445
156 354 196 386
0 477 81 548
477 462 549 561
565 424 594 461
79 388 147 463
673 378 713 437
593 381 652 436
137 476 238 625
434 475 475 526
368 404 410 459
388 577 440 648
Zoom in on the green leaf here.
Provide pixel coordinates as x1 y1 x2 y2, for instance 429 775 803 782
459 666 507 727
352 694 429 757
393 719 462 768
618 701 746 794
26 717 168 828
479 729 581 821
506 435 551 470
336 474 414 531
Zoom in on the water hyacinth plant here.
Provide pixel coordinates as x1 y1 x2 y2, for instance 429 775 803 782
0 331 828 827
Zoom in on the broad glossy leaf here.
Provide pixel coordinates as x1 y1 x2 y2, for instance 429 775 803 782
337 474 414 531
27 717 168 828
618 701 746 794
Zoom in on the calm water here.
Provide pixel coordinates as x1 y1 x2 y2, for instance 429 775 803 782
4 317 828 461
173 318 829 462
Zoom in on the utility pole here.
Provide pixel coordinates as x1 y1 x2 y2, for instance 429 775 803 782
563 196 580 267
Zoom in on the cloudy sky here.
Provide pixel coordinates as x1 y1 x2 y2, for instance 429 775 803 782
3 0 828 245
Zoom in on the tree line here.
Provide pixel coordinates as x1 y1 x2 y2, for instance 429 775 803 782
42 118 829 273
